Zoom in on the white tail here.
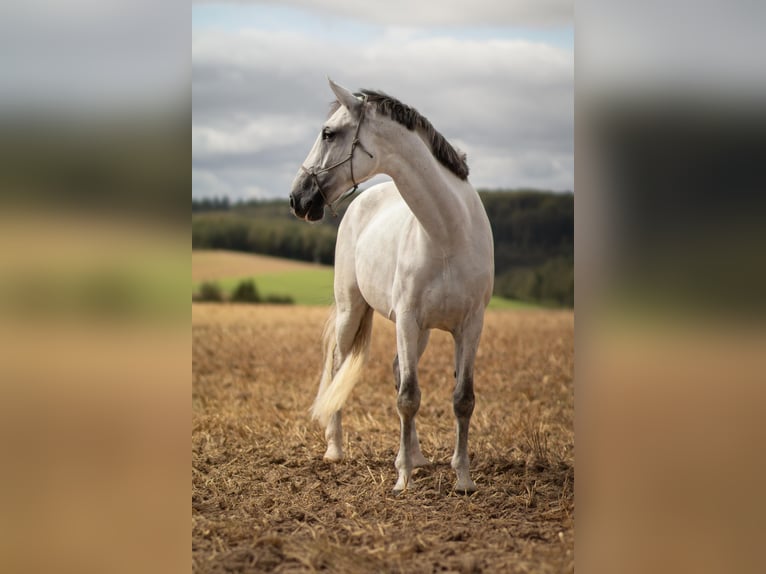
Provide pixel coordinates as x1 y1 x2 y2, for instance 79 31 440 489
310 305 372 427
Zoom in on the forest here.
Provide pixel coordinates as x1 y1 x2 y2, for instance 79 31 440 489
192 189 573 306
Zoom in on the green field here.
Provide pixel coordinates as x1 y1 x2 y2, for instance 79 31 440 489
193 268 539 309
487 295 541 310
194 269 335 306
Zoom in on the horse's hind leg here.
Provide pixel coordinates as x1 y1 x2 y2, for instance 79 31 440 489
392 329 430 468
322 301 373 462
323 411 344 462
393 317 426 492
451 315 484 494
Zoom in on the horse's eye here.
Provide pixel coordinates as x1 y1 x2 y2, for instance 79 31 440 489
322 128 334 141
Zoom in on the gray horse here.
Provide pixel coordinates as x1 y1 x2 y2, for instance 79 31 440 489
290 80 494 493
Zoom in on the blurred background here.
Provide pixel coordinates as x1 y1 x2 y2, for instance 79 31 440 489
0 1 188 573
576 1 766 573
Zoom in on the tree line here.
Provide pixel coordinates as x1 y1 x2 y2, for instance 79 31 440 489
192 189 573 306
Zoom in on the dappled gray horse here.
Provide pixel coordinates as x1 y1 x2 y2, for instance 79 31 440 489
290 80 494 493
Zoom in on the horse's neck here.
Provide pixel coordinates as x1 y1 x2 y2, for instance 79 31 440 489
383 131 473 248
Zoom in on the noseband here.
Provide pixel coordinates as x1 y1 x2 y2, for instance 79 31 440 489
300 95 374 216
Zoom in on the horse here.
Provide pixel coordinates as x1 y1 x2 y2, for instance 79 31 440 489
289 79 494 493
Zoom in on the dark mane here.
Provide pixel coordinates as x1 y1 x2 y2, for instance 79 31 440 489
329 90 469 180
360 90 469 180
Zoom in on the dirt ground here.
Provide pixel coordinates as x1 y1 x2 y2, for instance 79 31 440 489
192 304 574 573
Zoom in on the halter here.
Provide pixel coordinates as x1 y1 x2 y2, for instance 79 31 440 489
300 94 374 216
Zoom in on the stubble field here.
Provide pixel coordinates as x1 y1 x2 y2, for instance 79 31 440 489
192 304 574 573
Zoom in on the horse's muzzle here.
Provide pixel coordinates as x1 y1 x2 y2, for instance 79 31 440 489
289 190 325 222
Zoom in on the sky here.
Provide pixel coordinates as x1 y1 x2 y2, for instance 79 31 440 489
192 0 574 201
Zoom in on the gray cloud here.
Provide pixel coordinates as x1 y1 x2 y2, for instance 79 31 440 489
192 0 572 27
193 13 573 200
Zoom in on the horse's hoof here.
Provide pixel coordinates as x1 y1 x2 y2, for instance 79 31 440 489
393 474 410 493
454 488 477 496
454 480 477 495
323 448 344 462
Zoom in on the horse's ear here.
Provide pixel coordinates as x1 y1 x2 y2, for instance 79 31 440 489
328 78 362 117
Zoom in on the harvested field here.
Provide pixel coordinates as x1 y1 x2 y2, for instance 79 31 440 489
192 304 574 573
192 250 330 282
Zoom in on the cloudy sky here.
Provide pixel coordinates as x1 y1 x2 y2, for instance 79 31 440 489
192 1 573 200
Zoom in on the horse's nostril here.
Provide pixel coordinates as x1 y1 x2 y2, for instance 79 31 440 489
289 195 295 209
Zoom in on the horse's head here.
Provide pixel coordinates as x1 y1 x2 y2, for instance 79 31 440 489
290 79 377 221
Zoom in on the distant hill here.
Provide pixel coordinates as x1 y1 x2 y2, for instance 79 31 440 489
192 189 573 306
192 250 330 282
